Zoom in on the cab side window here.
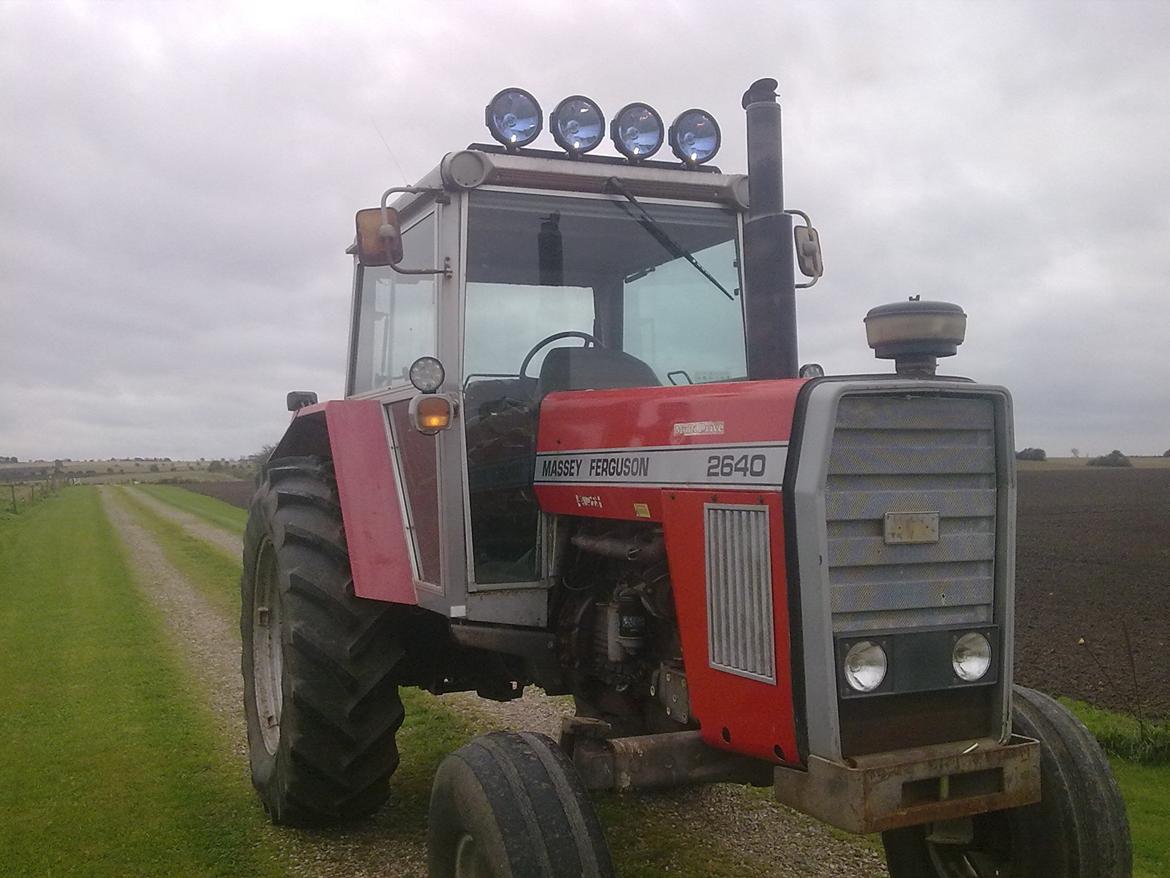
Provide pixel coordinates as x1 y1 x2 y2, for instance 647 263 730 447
350 214 437 394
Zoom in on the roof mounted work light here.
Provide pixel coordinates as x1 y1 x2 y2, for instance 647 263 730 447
485 87 542 149
550 95 605 156
610 102 664 160
669 108 721 166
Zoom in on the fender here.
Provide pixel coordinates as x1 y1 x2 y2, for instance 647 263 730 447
272 399 417 605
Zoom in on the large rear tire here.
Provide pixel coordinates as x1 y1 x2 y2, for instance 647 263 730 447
427 731 615 878
241 455 406 826
883 685 1132 877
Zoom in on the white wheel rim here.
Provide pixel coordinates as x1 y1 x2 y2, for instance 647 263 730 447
252 539 283 755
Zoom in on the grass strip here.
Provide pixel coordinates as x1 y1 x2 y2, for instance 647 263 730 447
118 487 242 619
1063 697 1170 765
0 488 282 877
137 482 248 534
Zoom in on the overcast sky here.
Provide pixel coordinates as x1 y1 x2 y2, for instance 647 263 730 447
2 0 1168 460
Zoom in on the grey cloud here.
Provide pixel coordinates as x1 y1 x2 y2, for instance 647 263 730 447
2 0 1168 458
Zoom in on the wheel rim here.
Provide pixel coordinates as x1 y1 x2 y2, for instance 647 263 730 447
455 833 491 878
252 538 284 756
925 813 1016 878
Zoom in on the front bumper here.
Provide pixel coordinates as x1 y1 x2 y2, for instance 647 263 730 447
772 735 1040 833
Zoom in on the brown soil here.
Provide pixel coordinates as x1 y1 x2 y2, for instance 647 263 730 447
1014 468 1170 718
179 478 255 509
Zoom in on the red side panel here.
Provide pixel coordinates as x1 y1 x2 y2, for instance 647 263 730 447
663 489 799 765
318 400 417 605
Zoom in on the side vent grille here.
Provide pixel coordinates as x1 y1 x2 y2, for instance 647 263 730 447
705 504 776 683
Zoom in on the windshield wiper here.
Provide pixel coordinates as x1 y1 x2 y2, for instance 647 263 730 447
604 177 735 301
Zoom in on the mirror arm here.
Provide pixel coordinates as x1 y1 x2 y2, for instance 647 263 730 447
378 186 452 278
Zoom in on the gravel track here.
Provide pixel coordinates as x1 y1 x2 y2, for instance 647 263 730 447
125 486 243 559
103 486 887 877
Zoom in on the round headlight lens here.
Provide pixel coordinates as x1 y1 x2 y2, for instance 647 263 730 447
485 88 542 148
551 95 605 156
953 632 992 682
408 356 446 393
669 108 721 166
843 641 888 693
611 102 664 160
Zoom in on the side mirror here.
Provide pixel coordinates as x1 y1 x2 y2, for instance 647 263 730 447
787 209 824 289
355 207 403 267
286 391 319 412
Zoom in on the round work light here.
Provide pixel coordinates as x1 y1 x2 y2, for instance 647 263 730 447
952 632 992 682
408 356 445 393
610 102 664 160
550 95 605 156
669 108 721 166
843 641 888 693
485 88 542 148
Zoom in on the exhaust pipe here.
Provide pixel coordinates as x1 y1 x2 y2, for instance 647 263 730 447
741 78 798 379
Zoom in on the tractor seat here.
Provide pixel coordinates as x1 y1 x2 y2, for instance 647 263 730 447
536 347 659 399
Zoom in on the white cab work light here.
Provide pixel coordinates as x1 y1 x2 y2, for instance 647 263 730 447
611 102 664 160
408 356 445 393
551 95 605 156
669 108 721 166
485 88 542 149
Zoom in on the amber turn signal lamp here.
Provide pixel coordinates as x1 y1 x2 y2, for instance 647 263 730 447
409 394 455 434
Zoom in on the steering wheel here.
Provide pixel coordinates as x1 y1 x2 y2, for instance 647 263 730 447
518 331 602 379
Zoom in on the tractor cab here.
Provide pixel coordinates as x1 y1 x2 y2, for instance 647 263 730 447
343 103 804 613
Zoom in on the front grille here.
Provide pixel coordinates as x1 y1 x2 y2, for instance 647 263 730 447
826 395 998 634
705 504 776 683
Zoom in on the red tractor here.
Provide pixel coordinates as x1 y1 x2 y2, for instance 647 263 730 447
242 80 1130 877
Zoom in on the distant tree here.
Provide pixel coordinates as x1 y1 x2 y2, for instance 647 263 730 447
149 464 160 473
1088 450 1133 468
1070 448 1080 459
208 460 225 472
249 444 277 476
1016 448 1047 461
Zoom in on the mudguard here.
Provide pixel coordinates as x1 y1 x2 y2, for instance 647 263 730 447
271 399 417 605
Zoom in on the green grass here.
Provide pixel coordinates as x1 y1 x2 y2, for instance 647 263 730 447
1063 699 1170 878
1109 758 1170 878
136 482 248 533
118 487 242 619
0 488 283 876
1064 697 1170 765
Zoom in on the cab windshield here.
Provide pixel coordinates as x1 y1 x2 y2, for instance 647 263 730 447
464 190 745 386
462 189 745 585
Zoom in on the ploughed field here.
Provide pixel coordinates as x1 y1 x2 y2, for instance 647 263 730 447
184 468 1170 718
1014 468 1170 718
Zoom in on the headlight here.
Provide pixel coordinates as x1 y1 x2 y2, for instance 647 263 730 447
669 108 721 166
843 641 887 692
611 102 664 160
551 95 605 156
952 632 992 682
485 87 542 148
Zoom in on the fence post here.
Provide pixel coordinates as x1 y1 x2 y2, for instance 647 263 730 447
9 484 15 514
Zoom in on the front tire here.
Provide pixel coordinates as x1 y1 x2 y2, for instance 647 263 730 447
883 685 1132 877
427 732 615 878
241 455 406 826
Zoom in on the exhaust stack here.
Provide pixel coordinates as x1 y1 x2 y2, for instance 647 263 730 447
741 78 798 380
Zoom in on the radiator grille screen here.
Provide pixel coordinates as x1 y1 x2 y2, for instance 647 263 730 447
705 504 776 683
827 395 997 634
